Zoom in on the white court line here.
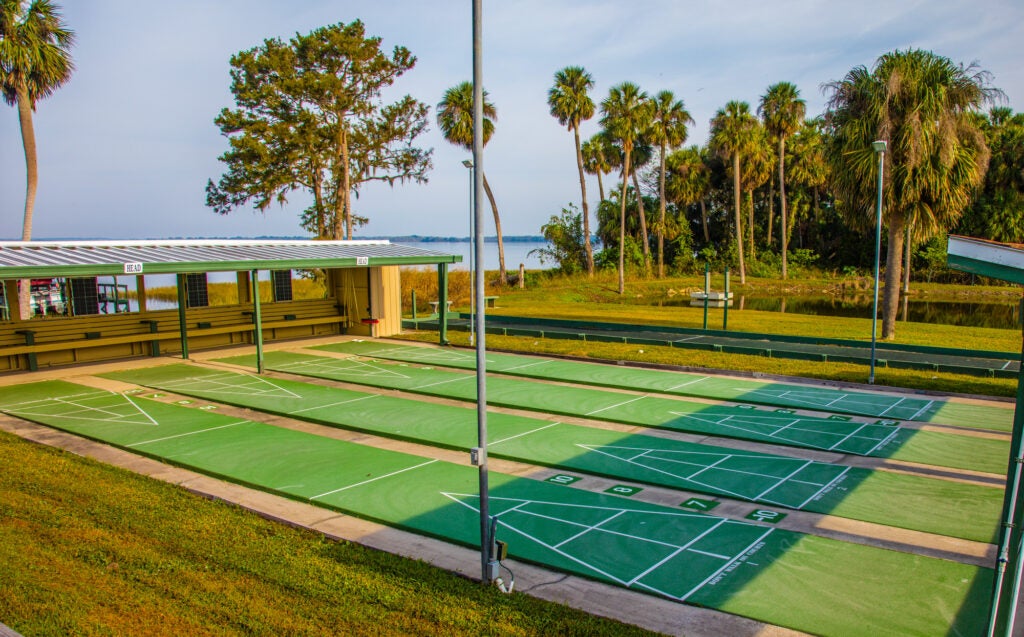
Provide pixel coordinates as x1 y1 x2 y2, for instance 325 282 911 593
688 548 731 560
53 396 136 421
628 518 727 586
826 423 870 451
864 428 902 456
1003 360 1013 370
500 359 554 373
0 389 110 410
797 467 852 509
121 392 160 426
288 394 379 415
907 400 935 422
409 375 476 391
310 459 438 500
585 394 647 416
555 510 626 548
767 418 803 439
676 528 775 602
752 460 814 501
666 377 709 391
490 422 561 446
685 455 733 481
671 336 705 343
127 420 250 447
878 397 907 418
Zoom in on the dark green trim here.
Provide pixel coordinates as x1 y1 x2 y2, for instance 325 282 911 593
0 255 462 280
176 274 188 360
947 254 1024 285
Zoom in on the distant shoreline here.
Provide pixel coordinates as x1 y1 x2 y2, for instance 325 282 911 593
25 235 546 243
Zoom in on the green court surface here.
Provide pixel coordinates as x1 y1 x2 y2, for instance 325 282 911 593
101 364 1001 542
0 380 991 637
321 340 1014 432
227 350 1008 475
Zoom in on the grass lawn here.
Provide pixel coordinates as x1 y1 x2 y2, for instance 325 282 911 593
0 431 658 637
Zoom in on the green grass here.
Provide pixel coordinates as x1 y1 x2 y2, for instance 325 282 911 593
0 431 659 637
402 271 1021 397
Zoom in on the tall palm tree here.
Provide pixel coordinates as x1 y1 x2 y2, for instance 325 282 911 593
786 118 829 250
548 66 596 275
740 123 773 261
1 0 74 319
709 101 758 284
437 81 507 283
601 82 651 294
648 91 693 277
581 133 613 203
666 145 711 242
759 82 805 279
825 48 998 339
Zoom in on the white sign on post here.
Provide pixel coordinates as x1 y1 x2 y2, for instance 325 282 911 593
123 262 144 274
356 256 369 266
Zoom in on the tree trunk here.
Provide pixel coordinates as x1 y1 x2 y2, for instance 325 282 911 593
767 171 775 247
882 214 907 340
481 173 507 284
573 125 594 276
733 152 746 284
902 223 912 293
17 84 38 321
658 141 667 278
747 190 755 261
632 171 651 277
596 171 605 203
333 123 348 240
778 137 789 280
312 171 325 238
700 200 709 242
618 148 631 295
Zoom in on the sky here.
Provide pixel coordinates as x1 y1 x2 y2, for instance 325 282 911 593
2 0 1022 241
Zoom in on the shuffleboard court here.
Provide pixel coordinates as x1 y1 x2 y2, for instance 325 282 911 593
0 379 991 637
319 340 1014 432
102 363 1001 542
222 350 1008 475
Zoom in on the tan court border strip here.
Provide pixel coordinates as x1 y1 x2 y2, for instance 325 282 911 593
0 378 805 637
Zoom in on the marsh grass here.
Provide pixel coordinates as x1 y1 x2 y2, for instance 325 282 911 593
0 431 658 637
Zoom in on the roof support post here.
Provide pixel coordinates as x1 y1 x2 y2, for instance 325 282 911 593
437 263 449 345
251 269 264 374
176 273 189 360
989 321 1024 636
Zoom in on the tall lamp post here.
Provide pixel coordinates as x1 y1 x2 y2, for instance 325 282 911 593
869 140 887 384
462 159 475 346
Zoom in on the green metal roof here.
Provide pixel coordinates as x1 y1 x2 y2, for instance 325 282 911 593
0 239 461 278
947 235 1024 285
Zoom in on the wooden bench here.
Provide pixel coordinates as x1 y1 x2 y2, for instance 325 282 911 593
0 299 349 372
429 300 453 316
483 295 499 308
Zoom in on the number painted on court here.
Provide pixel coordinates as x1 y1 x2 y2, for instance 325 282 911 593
680 497 720 512
604 485 642 497
745 509 787 524
545 474 581 486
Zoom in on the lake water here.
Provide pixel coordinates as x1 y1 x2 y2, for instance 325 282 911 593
403 241 551 271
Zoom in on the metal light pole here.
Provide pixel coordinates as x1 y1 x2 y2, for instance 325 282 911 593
471 0 494 585
463 159 475 346
869 140 886 384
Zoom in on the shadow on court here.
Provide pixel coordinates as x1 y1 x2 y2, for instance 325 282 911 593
0 378 993 637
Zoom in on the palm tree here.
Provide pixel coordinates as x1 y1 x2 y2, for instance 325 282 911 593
666 145 711 242
759 82 806 279
648 91 693 277
740 123 773 261
601 82 651 294
825 48 998 339
581 133 613 203
548 66 596 275
786 118 829 250
437 81 507 283
709 101 759 284
1 0 74 319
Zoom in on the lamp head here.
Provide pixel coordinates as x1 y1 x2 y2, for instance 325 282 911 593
462 159 474 168
872 140 887 153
